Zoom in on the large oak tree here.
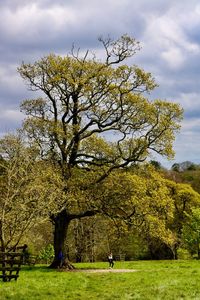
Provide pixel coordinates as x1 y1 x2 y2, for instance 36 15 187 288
18 35 183 268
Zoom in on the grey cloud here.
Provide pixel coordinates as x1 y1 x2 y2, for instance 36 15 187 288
0 0 200 166
0 0 146 58
0 108 23 135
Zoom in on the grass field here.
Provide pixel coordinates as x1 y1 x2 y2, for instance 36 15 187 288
1 260 200 299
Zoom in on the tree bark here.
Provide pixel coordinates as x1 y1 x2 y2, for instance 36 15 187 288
49 210 74 269
197 240 200 259
0 220 5 251
49 208 99 269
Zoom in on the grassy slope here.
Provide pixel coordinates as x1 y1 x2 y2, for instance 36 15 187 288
0 260 200 300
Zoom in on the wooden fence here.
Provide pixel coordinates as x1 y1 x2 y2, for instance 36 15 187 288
0 245 27 282
115 254 126 261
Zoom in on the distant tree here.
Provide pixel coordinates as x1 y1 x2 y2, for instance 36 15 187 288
18 34 183 268
171 163 180 172
187 164 197 171
168 163 200 194
165 181 200 258
150 160 162 170
171 161 197 172
182 208 200 259
0 134 44 250
132 166 200 259
0 133 65 251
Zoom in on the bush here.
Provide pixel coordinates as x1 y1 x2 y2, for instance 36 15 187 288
38 244 54 264
177 248 191 260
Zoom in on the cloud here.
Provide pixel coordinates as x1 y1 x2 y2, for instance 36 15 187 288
0 0 200 167
0 0 146 58
161 47 185 70
0 109 24 135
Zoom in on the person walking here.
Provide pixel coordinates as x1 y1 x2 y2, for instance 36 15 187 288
108 252 114 268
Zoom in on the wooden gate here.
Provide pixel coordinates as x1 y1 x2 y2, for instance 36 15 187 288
0 245 27 282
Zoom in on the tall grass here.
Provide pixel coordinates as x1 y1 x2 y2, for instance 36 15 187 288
0 260 200 299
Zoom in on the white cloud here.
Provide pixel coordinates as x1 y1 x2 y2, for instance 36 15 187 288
0 109 24 135
0 4 76 40
0 0 200 166
0 64 28 106
181 118 200 134
161 47 185 70
1 109 23 122
177 92 200 113
0 65 20 88
139 6 200 72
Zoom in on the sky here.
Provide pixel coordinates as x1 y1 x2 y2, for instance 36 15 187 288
0 0 200 169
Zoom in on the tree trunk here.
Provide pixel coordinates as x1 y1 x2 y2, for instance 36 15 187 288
0 220 5 251
197 240 200 260
49 210 74 269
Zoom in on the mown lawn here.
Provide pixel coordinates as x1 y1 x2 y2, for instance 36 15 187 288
0 260 200 299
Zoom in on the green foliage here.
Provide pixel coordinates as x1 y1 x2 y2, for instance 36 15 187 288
9 160 199 262
0 133 64 249
168 161 200 194
0 134 45 249
5 35 184 265
149 160 162 170
38 244 54 264
182 208 200 258
18 35 183 182
171 161 198 172
177 248 191 259
181 169 200 194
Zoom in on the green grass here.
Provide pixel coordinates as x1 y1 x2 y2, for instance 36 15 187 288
1 260 200 299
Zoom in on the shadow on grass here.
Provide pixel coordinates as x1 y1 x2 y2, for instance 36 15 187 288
22 265 55 273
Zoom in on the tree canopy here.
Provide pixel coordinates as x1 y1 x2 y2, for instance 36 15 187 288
17 35 183 268
0 134 47 250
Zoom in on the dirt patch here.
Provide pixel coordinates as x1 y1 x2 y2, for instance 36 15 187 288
67 269 138 273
